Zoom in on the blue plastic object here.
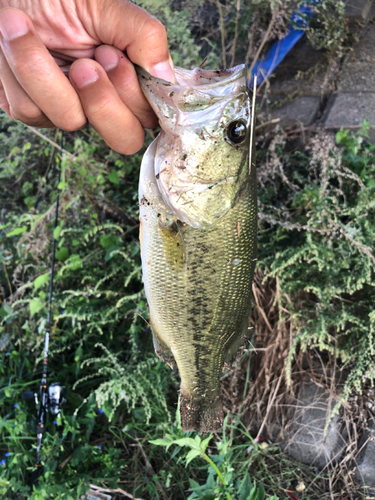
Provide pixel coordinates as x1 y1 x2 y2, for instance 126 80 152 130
248 0 320 88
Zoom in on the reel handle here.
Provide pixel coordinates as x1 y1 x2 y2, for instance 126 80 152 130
22 391 36 400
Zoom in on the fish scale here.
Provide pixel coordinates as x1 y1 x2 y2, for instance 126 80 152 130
138 64 257 432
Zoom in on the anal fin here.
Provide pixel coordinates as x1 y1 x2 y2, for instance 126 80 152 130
224 314 250 365
151 325 176 369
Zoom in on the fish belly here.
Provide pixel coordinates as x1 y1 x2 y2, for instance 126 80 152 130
139 139 257 432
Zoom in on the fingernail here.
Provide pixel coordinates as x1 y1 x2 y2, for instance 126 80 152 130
71 62 99 89
150 60 176 83
95 46 119 72
0 9 29 41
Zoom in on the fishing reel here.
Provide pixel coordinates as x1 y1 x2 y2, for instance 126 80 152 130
22 382 66 419
23 381 67 485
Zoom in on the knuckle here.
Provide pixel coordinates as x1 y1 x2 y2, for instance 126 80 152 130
60 123 87 133
120 133 144 155
0 89 9 113
11 50 41 76
141 114 158 130
87 97 116 121
113 142 142 155
0 103 11 116
105 126 144 155
57 117 87 133
54 107 87 132
141 17 168 46
9 104 44 125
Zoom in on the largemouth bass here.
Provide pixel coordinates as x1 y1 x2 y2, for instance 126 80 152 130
137 64 256 432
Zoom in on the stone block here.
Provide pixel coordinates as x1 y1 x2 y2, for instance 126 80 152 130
337 26 375 92
354 418 375 493
282 380 346 469
324 92 375 128
268 96 320 126
344 0 375 20
267 37 338 97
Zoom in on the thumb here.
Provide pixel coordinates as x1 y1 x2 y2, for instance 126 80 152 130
82 0 175 82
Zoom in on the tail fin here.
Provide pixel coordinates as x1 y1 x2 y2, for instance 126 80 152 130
180 393 223 433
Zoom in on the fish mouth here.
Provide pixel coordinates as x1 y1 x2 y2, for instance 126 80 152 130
135 64 248 126
135 64 246 89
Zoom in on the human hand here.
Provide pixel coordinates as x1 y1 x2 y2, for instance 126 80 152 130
0 0 175 154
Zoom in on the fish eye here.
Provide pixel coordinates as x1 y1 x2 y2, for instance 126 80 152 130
225 121 247 145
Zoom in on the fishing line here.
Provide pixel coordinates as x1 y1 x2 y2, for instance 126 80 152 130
249 74 257 175
22 130 66 486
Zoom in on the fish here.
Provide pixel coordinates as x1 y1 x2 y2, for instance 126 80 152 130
137 64 257 433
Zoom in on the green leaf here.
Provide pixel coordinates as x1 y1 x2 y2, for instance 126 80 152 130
71 446 85 464
173 437 200 450
29 298 44 316
108 169 120 185
238 473 252 500
58 182 68 190
53 226 62 240
257 483 265 500
100 234 118 249
336 128 348 145
33 273 50 291
68 254 82 270
0 304 13 318
188 479 200 489
194 434 202 445
149 438 171 447
249 485 261 500
105 245 119 262
55 247 69 261
132 407 145 421
7 226 27 237
200 434 212 453
185 449 201 465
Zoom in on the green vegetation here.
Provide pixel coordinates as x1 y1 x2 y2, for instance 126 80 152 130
0 116 281 499
2 0 371 499
257 124 375 414
3 118 374 499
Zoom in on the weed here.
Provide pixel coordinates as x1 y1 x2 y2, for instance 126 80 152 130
151 411 279 500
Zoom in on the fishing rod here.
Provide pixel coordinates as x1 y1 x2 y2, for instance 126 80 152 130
22 130 66 486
